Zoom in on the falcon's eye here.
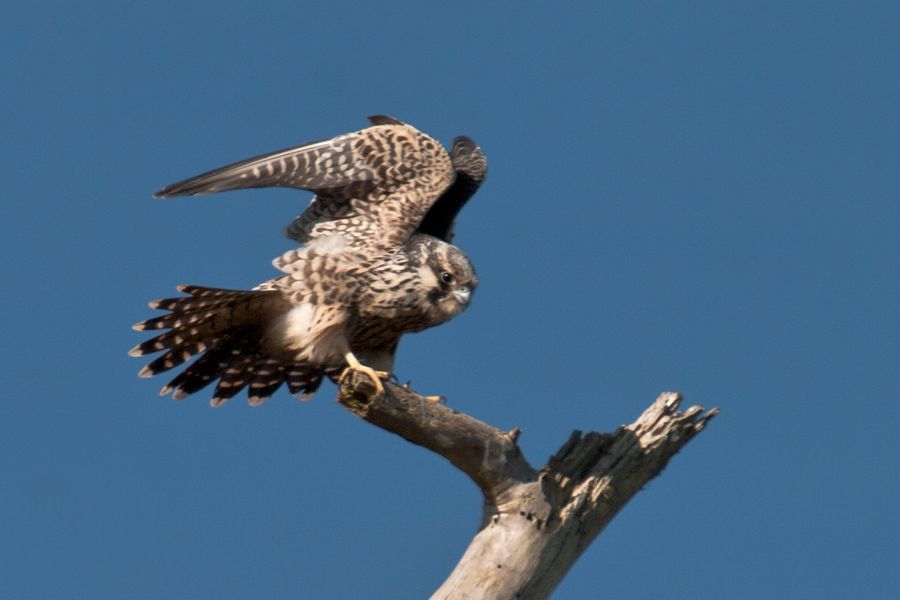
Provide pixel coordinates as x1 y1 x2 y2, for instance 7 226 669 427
440 271 455 284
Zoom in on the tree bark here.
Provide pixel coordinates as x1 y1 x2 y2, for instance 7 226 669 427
338 376 718 600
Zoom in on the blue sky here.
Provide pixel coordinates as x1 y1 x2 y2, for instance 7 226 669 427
2 2 898 598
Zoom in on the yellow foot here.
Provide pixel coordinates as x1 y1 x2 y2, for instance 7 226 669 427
400 382 445 403
340 352 390 395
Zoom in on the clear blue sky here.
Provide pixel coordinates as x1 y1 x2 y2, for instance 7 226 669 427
2 2 898 598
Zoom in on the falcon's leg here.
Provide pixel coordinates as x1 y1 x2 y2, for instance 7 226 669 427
339 351 390 395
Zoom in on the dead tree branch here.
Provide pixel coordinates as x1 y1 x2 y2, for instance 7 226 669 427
338 375 718 600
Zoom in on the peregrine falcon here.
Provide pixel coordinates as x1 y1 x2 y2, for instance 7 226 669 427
131 116 487 406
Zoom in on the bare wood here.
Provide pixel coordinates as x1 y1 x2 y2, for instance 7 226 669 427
338 375 718 600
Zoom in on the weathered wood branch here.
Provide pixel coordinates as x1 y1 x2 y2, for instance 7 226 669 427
338 375 718 600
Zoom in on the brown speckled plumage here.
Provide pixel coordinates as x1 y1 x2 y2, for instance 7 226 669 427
132 116 487 406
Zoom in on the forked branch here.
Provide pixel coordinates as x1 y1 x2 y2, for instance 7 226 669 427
338 375 718 600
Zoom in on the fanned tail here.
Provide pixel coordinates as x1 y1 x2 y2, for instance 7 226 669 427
130 285 324 406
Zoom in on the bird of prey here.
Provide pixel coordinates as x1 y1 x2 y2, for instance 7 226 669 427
131 116 487 406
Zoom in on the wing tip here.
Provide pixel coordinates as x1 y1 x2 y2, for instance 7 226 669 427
367 114 405 126
154 181 213 199
452 135 478 150
153 181 189 199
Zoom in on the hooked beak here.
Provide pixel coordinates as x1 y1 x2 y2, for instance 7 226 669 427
453 287 471 305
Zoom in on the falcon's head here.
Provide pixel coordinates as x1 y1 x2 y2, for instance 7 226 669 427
415 238 478 325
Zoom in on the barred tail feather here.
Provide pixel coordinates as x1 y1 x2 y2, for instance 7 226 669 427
131 285 324 406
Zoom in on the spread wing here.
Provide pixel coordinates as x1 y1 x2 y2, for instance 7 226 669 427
416 135 487 243
155 116 454 249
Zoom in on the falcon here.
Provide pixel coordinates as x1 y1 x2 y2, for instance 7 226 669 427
131 116 487 406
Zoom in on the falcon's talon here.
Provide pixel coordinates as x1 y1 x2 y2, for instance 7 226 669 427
399 382 443 403
340 351 389 396
339 365 388 395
